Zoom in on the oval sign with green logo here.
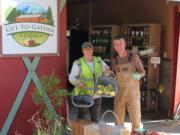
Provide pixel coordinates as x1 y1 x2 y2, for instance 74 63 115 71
5 3 55 47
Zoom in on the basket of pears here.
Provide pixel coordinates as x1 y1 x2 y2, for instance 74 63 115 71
97 84 115 96
73 88 94 96
96 75 118 98
71 87 94 108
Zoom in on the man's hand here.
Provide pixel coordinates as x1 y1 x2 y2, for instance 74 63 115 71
132 72 141 80
105 69 113 76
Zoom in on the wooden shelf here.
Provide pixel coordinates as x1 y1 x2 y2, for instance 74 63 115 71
90 25 121 66
122 23 161 111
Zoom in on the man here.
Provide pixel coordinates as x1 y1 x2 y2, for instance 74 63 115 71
112 35 145 130
69 41 111 122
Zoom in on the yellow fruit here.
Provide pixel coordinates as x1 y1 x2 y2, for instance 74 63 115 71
109 91 115 96
105 91 110 95
97 90 103 95
97 85 103 89
86 90 93 95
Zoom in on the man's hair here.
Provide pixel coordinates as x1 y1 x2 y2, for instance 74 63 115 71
113 35 127 42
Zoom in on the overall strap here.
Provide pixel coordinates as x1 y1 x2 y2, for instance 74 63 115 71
115 53 132 64
115 55 118 65
128 53 133 62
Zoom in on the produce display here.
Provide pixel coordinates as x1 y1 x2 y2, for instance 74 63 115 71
131 128 160 135
72 84 116 97
97 84 115 96
72 87 94 107
73 87 94 96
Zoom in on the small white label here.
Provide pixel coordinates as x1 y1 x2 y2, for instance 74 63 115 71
151 57 161 64
163 52 167 58
66 30 71 37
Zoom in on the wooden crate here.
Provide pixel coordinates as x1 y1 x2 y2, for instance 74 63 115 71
70 119 94 135
121 128 131 135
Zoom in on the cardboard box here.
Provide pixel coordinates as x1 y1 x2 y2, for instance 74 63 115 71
84 123 130 135
84 124 100 135
121 128 131 135
70 119 94 135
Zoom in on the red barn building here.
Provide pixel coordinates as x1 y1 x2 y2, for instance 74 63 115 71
0 3 67 135
16 14 47 23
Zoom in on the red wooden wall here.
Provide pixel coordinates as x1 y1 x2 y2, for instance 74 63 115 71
0 5 67 135
171 6 180 116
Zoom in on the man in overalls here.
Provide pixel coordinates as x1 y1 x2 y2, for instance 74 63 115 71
112 36 145 129
69 42 111 122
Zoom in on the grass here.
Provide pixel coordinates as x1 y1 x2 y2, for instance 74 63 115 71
12 32 49 47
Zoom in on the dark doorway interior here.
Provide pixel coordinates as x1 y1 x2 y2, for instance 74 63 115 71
67 29 89 90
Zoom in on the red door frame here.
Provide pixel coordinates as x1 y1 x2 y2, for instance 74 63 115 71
171 6 180 116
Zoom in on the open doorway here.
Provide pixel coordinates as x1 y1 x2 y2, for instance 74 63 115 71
67 29 89 91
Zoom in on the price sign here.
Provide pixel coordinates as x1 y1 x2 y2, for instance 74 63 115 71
151 57 161 64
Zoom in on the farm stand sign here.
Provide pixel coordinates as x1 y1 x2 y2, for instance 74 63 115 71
0 0 59 56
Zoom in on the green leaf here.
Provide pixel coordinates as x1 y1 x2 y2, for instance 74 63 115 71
30 70 70 134
55 99 62 106
43 107 54 121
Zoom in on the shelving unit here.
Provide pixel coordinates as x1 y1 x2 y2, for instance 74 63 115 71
90 24 161 111
122 24 161 111
89 25 121 66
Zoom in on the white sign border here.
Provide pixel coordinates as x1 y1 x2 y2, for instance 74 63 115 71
0 0 60 57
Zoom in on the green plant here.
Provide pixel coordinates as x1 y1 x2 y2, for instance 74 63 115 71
29 71 71 135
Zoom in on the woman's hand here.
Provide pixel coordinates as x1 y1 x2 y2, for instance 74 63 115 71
78 83 87 89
